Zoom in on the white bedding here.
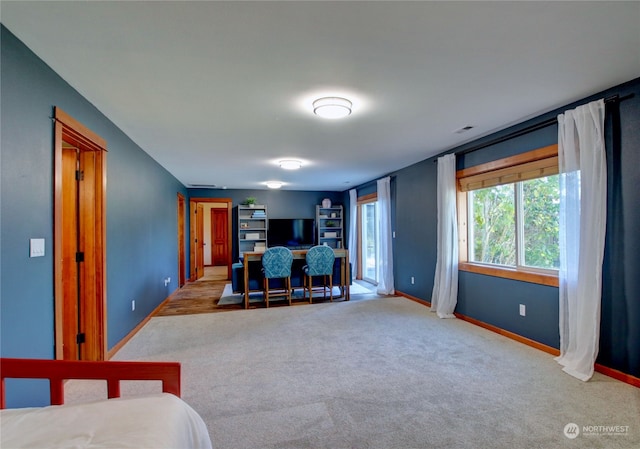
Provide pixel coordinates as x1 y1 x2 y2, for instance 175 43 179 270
0 393 212 449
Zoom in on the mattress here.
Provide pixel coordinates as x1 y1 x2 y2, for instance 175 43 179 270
0 393 212 449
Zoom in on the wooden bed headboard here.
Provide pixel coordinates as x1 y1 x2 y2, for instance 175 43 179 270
0 358 181 409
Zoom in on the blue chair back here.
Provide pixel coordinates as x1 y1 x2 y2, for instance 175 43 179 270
305 245 335 276
262 246 293 279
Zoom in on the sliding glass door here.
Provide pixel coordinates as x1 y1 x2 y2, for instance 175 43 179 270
360 201 378 284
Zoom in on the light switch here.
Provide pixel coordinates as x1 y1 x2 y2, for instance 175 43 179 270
30 238 45 257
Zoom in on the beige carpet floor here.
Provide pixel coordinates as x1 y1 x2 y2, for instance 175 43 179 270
66 297 640 449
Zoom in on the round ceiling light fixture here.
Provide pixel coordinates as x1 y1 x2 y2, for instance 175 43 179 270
279 159 302 170
266 181 283 189
313 97 352 119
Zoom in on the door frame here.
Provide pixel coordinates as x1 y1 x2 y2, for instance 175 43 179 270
177 193 186 287
356 193 378 283
196 203 204 278
189 198 232 280
53 107 107 361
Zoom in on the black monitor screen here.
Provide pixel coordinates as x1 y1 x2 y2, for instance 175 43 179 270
268 218 315 247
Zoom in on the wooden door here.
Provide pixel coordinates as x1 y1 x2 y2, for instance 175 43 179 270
60 144 104 360
61 145 80 360
211 208 229 266
77 149 100 361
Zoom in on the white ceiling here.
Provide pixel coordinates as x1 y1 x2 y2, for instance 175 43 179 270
2 1 639 191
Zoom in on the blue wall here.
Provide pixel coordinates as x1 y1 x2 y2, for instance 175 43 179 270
187 189 346 266
377 77 640 377
0 25 188 406
189 188 344 220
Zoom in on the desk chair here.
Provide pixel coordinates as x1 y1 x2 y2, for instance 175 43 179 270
303 245 335 303
262 246 294 307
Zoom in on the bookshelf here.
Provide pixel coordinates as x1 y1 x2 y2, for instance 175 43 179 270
316 205 343 249
237 205 267 257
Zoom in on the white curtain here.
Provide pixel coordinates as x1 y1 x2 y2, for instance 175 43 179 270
430 154 458 318
376 177 395 295
348 188 358 279
555 99 606 381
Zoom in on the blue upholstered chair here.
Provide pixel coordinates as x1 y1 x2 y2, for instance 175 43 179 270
261 246 294 307
303 245 335 303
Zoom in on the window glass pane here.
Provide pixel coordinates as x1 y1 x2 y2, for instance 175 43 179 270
470 184 516 266
522 175 560 269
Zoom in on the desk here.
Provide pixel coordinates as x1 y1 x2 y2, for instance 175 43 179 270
242 248 350 309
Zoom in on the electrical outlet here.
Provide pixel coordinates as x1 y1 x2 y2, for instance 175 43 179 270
411 276 415 285
519 304 526 316
131 300 135 311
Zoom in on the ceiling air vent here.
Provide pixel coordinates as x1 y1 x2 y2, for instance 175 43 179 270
454 125 475 134
189 184 217 189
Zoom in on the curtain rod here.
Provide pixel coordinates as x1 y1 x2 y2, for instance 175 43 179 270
435 93 632 162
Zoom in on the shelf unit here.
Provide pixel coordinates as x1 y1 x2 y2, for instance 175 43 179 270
237 205 268 257
316 205 344 249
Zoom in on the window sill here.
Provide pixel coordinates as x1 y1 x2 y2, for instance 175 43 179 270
459 262 559 287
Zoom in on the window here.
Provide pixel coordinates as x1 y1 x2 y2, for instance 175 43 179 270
458 145 559 286
469 175 560 269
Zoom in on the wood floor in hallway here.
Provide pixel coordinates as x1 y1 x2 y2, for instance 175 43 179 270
155 266 231 316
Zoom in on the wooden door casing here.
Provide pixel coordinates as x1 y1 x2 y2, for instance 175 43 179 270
189 198 233 281
189 200 196 281
196 203 205 279
177 194 186 287
54 107 107 361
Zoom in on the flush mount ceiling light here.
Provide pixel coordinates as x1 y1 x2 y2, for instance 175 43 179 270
266 181 283 189
279 159 302 170
313 97 352 119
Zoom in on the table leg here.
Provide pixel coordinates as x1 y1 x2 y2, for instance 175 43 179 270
243 257 249 309
345 251 350 301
